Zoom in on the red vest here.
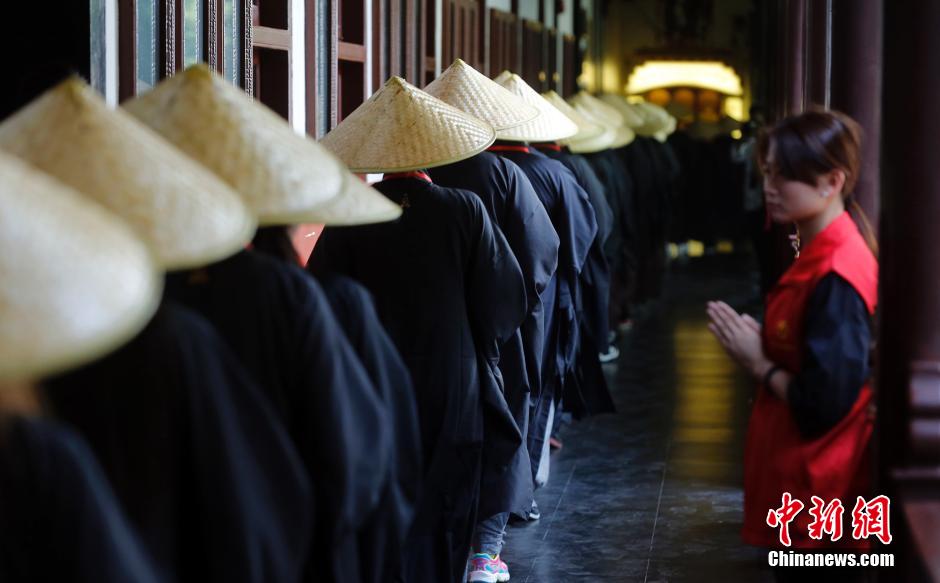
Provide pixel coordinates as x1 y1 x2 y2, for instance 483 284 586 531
742 212 878 549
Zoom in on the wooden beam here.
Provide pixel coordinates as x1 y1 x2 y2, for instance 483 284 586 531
118 0 137 101
253 25 292 50
338 41 367 62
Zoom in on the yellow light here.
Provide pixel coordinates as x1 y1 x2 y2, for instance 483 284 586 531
716 240 735 254
626 60 743 96
579 61 595 92
724 96 745 120
731 129 743 140
687 239 705 257
601 59 621 94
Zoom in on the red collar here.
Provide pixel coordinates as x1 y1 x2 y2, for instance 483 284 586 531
796 212 856 263
533 143 562 152
382 171 432 183
487 145 530 154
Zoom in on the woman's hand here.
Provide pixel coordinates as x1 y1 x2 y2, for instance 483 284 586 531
706 301 772 379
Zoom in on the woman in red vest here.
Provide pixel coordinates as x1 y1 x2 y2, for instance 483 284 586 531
706 110 879 578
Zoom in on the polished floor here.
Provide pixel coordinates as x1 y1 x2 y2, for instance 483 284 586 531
501 254 775 582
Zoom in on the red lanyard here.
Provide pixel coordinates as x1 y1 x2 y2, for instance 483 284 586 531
533 143 562 152
382 171 432 183
487 145 530 154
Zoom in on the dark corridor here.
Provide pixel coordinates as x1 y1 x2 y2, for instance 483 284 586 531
503 255 774 582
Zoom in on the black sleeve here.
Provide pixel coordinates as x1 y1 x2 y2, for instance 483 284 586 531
787 273 872 439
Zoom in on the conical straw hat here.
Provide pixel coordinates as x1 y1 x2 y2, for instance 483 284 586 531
573 103 635 148
494 74 578 142
599 94 646 128
542 90 604 142
610 124 637 148
633 102 673 136
424 59 539 131
320 76 496 173
492 70 513 86
0 152 160 381
565 127 616 154
0 78 255 271
655 116 679 143
124 65 391 226
568 92 624 128
305 173 402 226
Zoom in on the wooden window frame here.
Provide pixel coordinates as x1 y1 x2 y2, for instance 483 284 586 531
442 0 482 71
562 33 576 96
117 0 254 101
332 0 368 127
488 8 517 78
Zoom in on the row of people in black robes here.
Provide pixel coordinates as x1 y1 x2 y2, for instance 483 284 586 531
0 67 419 583
1 61 685 583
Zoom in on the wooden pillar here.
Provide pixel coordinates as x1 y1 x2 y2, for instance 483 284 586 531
878 1 940 580
805 0 831 107
831 0 882 235
783 0 806 115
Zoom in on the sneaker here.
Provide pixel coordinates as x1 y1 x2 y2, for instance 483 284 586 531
525 500 541 521
599 345 620 363
468 553 510 582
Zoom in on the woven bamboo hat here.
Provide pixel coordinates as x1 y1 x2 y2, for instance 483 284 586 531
656 116 679 142
611 124 637 148
0 152 160 381
599 94 646 128
565 127 616 154
424 59 539 131
320 76 496 173
305 173 403 225
542 90 604 142
493 73 578 142
571 102 635 148
633 102 674 136
124 65 397 226
0 77 255 271
568 92 624 128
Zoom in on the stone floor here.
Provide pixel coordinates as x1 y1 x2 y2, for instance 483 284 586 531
500 254 775 582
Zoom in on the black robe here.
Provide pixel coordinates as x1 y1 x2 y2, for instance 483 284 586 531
0 415 162 582
533 145 612 348
164 250 393 583
585 148 638 323
533 145 616 419
429 152 559 519
307 176 526 583
488 147 597 482
317 273 422 583
42 302 311 583
628 137 678 301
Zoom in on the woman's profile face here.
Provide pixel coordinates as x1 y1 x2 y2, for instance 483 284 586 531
761 142 830 224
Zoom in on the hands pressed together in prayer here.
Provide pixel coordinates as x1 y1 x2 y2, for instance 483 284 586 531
705 301 774 382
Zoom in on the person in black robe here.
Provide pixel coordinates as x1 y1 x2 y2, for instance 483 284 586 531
583 147 639 334
163 247 394 583
634 136 679 300
251 226 422 583
619 139 658 305
486 143 597 500
428 152 559 558
532 143 617 419
0 413 162 582
308 173 527 583
42 301 312 583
